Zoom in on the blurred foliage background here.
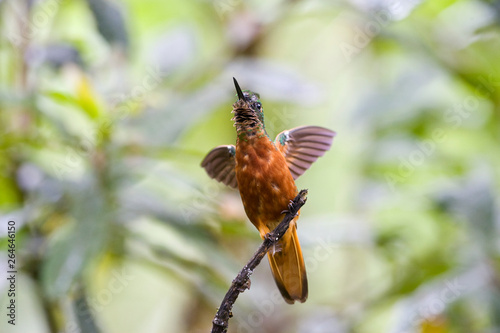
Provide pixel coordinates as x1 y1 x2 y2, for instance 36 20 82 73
0 0 499 332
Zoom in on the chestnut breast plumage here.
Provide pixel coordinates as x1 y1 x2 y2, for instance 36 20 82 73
235 134 298 237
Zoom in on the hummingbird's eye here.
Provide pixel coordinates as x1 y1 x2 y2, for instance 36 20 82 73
254 102 262 109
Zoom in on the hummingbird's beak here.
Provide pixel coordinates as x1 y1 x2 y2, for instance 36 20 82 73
233 77 245 101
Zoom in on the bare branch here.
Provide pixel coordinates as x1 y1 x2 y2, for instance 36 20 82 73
211 189 309 333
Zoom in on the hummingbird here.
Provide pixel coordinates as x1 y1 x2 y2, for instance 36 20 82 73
201 78 335 304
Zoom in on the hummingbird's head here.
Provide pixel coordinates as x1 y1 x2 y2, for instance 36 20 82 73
232 78 265 128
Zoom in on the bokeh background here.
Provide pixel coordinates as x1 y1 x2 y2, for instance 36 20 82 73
1 0 500 332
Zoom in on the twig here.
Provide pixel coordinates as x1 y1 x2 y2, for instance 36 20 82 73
211 189 309 333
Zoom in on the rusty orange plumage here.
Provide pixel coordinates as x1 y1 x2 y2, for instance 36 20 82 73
201 78 335 304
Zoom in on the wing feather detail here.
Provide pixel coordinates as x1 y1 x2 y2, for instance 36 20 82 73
201 145 238 188
275 126 336 180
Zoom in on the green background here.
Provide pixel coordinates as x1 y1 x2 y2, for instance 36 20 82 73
1 0 499 332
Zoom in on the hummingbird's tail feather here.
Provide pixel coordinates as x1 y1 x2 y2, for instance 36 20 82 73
267 224 308 304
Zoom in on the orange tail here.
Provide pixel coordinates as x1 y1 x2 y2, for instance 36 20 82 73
267 225 308 304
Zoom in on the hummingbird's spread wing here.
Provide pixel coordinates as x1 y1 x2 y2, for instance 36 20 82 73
201 145 238 188
274 126 336 180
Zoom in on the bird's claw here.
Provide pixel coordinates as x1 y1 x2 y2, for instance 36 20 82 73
280 199 296 215
265 233 275 242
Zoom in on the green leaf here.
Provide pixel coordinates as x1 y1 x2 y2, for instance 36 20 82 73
85 0 129 51
42 189 110 299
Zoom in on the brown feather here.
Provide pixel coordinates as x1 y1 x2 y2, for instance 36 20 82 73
274 126 336 179
201 145 238 188
235 132 308 303
267 222 308 304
